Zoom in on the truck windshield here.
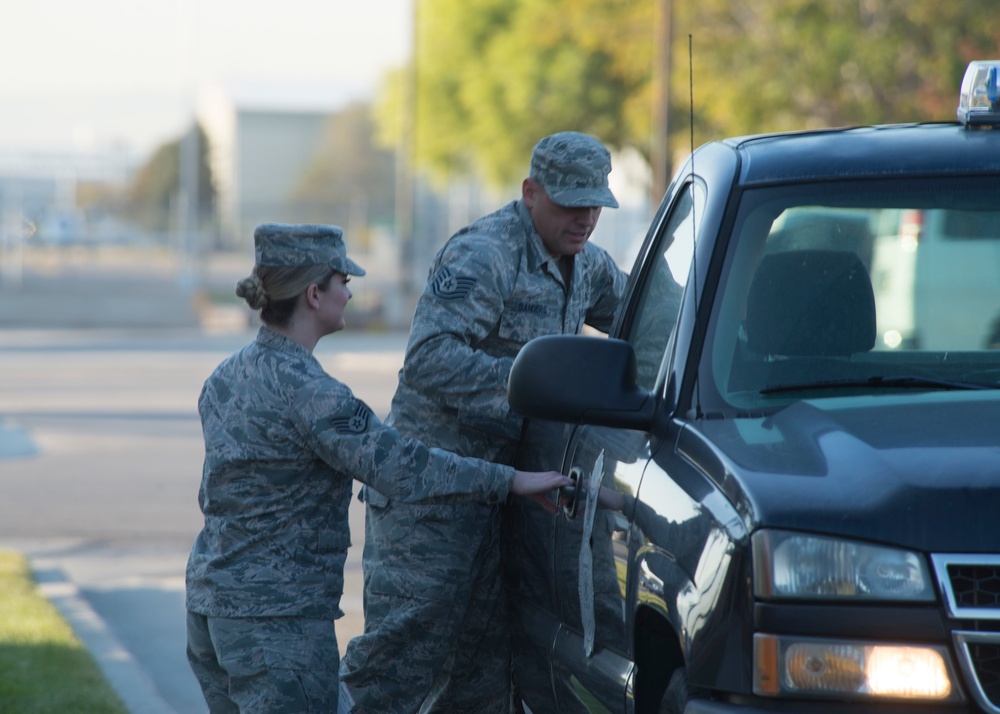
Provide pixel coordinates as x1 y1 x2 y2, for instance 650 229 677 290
708 176 1000 410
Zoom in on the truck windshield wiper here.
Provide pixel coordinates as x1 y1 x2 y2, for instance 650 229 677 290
761 375 996 395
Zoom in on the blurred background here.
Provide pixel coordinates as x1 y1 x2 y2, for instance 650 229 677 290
2 0 997 332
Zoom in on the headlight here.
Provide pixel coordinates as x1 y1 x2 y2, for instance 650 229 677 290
755 634 961 702
752 530 934 601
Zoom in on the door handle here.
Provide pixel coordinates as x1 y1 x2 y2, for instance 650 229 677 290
561 466 584 519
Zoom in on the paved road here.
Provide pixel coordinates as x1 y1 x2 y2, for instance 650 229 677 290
0 326 407 713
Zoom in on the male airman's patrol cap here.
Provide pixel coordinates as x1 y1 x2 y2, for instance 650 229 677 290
529 131 618 209
253 223 366 276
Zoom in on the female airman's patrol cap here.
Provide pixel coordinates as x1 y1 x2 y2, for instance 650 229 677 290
529 131 618 209
253 223 366 276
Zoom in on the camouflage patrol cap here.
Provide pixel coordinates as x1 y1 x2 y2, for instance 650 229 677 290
529 131 618 209
253 223 366 276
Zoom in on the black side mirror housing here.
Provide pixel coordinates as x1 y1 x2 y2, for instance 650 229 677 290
508 335 655 430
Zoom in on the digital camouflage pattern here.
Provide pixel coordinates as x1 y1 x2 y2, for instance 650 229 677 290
186 326 514 619
389 199 626 464
187 612 339 713
254 222 366 275
339 197 627 712
528 131 618 208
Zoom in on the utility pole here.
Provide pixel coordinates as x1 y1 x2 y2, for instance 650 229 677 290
177 122 200 292
390 0 420 329
177 0 201 292
398 4 416 293
651 0 673 209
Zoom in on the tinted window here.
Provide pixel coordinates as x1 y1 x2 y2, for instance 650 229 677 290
940 209 1000 240
625 182 703 389
706 176 1000 411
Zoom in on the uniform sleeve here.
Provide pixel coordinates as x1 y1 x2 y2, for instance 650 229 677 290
401 232 521 439
290 376 514 503
583 245 630 333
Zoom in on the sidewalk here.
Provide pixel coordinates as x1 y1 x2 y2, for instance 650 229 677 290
0 244 397 331
0 245 240 330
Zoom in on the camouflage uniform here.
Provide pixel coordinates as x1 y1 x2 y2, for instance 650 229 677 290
186 224 516 713
339 133 628 713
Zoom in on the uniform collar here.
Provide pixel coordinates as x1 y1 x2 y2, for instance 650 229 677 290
516 199 560 273
256 325 314 360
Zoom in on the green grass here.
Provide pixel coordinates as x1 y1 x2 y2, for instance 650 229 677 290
0 550 128 714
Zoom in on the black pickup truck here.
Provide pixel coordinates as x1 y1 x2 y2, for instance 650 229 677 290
504 61 1000 713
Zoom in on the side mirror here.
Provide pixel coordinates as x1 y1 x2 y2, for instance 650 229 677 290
508 335 655 431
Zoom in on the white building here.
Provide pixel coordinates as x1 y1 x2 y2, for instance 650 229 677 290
197 83 360 249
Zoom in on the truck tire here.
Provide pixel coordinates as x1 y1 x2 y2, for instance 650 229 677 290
658 667 696 714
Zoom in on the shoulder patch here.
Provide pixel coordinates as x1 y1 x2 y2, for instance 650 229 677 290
430 267 477 301
331 401 372 435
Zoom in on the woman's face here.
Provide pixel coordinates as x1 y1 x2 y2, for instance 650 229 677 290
321 272 353 333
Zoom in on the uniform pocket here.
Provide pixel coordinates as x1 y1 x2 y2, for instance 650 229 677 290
364 502 495 600
360 485 389 509
498 306 556 343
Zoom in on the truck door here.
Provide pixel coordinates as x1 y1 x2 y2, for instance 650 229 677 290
548 182 702 712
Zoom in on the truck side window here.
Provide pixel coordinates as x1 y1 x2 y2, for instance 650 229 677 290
625 182 702 390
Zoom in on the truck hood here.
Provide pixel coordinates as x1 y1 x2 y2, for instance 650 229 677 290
682 390 1000 552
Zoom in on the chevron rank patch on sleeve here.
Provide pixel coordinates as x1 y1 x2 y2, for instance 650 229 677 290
431 267 478 301
331 400 373 435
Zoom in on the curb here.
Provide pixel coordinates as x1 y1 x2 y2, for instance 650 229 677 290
35 568 178 714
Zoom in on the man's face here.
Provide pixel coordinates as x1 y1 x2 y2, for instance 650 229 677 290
523 178 602 258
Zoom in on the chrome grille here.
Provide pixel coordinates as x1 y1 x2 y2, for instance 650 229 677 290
973 642 1000 701
932 554 1000 620
934 555 1000 713
952 563 1000 608
954 631 1000 713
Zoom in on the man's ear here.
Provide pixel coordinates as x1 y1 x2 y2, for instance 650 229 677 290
522 178 538 209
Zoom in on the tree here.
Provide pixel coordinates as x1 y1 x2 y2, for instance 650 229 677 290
125 123 215 235
377 0 655 190
287 102 397 248
679 0 1000 142
375 0 1000 192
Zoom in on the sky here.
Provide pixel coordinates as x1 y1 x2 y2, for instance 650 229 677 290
0 0 413 157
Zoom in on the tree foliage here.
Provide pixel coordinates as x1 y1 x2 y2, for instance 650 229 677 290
682 0 1000 142
377 0 654 189
288 102 397 245
376 0 1000 190
125 123 215 233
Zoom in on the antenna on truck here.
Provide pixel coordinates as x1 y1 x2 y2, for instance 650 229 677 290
688 34 703 419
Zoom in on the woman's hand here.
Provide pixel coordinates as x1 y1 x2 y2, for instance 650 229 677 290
511 470 574 514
